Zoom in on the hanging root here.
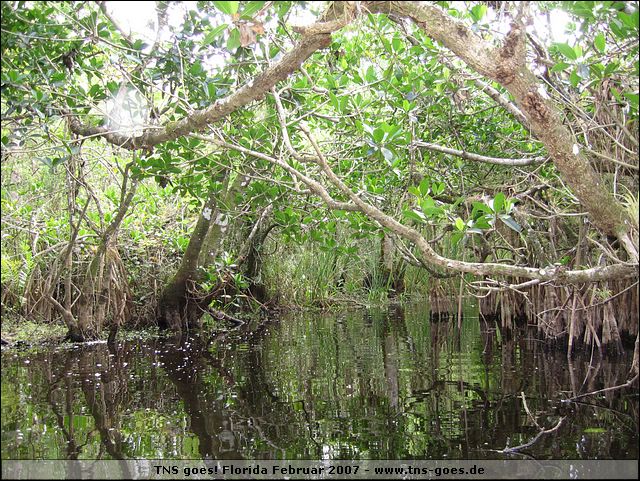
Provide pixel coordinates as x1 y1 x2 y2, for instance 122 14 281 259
24 242 68 321
429 278 456 322
24 240 131 340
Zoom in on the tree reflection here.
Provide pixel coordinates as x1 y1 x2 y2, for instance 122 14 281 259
1 308 637 461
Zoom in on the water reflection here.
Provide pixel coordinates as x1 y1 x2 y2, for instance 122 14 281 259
2 305 638 460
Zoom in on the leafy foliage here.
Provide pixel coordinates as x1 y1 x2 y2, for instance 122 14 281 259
1 1 638 322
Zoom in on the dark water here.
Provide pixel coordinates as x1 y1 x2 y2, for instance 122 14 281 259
1 305 638 460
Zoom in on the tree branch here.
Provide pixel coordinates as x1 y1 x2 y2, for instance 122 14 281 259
67 3 357 150
189 133 359 212
294 122 637 283
414 140 545 166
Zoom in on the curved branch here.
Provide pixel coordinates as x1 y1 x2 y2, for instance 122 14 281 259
195 98 637 284
67 4 357 150
472 77 529 127
96 1 134 46
414 140 545 166
561 373 639 402
296 124 637 283
210 85 638 284
190 133 359 212
498 416 566 454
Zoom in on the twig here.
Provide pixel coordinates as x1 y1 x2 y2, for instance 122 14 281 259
208 308 245 328
561 373 639 403
520 392 542 430
492 391 567 454
497 416 566 454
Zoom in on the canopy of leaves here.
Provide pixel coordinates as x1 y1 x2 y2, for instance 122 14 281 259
1 1 638 294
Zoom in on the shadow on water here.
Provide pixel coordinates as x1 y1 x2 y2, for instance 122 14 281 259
1 304 638 460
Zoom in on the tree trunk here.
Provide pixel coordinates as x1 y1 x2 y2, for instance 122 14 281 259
157 191 218 331
157 171 250 332
632 332 639 377
239 206 275 304
379 232 405 296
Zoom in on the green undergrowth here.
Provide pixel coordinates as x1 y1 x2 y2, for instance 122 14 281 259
1 316 67 346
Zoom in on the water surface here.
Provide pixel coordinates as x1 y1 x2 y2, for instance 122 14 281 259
2 305 638 460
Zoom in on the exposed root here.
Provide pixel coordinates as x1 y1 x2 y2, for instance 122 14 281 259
24 240 132 341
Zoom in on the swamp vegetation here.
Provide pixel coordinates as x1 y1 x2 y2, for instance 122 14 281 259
0 0 638 463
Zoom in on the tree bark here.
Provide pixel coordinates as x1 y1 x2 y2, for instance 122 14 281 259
157 169 252 331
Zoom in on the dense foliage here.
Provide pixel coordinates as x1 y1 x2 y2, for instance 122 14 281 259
1 1 638 350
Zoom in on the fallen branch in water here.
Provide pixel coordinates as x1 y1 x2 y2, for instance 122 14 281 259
497 392 566 454
208 308 245 328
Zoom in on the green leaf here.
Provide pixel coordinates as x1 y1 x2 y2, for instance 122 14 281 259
472 201 494 217
227 28 241 50
391 36 403 52
623 92 639 109
328 90 339 110
420 196 435 210
202 24 228 45
205 82 217 99
594 33 605 53
190 61 203 75
617 11 639 30
213 1 239 15
555 42 577 60
550 62 570 73
431 182 445 196
569 69 581 87
269 44 281 58
403 209 425 223
451 231 463 247
275 2 292 18
470 4 487 22
590 63 604 79
241 1 265 18
365 65 377 83
419 178 430 196
604 61 619 77
473 216 491 229
422 206 443 217
87 84 103 98
176 236 190 251
500 214 522 233
132 39 147 50
381 37 392 54
455 217 465 231
573 45 583 59
492 193 505 213
611 87 622 102
382 122 402 140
